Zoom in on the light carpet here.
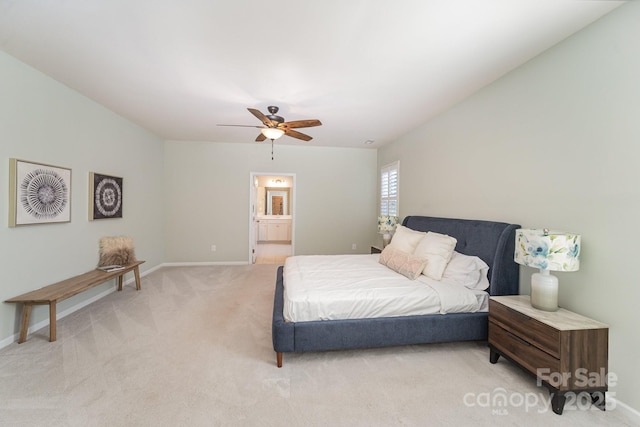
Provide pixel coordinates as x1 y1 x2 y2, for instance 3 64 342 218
0 265 634 426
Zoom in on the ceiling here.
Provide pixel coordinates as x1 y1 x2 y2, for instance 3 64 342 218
0 1 623 148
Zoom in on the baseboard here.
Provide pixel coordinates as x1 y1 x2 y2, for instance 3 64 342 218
162 261 249 267
610 396 640 424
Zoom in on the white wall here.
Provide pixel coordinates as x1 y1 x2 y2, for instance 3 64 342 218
0 49 378 343
163 141 378 262
379 2 640 412
0 52 165 343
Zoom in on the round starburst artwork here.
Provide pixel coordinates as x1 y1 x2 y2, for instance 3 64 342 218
9 159 71 226
92 173 123 219
20 168 68 220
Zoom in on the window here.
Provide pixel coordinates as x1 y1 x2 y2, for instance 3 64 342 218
380 161 399 216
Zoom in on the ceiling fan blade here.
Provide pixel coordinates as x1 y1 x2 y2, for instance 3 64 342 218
248 108 275 127
217 124 263 128
256 133 267 142
280 119 322 129
284 128 313 141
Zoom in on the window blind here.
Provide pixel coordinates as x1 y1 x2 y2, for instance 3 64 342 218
380 161 399 216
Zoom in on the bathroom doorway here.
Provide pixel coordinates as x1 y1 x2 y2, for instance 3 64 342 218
249 173 295 264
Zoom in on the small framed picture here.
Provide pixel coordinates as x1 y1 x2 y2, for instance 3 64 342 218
89 172 123 220
9 158 72 227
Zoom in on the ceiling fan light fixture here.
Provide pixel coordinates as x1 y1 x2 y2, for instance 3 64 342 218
261 128 285 140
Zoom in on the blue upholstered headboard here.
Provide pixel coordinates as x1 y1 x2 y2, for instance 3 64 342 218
402 216 520 296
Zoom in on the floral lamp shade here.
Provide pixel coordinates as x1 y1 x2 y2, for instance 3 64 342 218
377 215 399 248
378 216 399 233
514 228 581 312
514 229 580 271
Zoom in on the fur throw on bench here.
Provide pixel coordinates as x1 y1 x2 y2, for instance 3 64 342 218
98 236 136 267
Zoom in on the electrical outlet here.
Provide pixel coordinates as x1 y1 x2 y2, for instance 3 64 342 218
211 245 217 252
352 243 357 250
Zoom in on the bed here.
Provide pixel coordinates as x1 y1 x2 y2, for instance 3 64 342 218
271 215 520 367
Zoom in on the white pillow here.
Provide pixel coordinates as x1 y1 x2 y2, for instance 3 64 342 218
442 251 490 290
413 231 457 280
387 225 426 253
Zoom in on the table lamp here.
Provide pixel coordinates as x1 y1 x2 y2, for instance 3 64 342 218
377 215 399 248
514 228 581 311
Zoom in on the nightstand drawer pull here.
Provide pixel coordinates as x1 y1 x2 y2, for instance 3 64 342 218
507 330 531 347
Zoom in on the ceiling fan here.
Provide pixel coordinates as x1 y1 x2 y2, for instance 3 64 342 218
218 106 322 142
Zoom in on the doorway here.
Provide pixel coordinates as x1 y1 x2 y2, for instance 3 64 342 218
249 173 295 264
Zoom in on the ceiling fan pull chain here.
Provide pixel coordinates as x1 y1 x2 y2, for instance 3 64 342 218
271 138 274 160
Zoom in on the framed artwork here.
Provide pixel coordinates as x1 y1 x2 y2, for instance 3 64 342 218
9 158 72 227
89 172 123 220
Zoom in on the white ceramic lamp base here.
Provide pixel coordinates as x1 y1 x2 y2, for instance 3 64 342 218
382 233 391 248
530 269 559 311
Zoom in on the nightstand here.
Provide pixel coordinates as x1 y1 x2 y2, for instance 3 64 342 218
370 246 382 254
488 295 608 415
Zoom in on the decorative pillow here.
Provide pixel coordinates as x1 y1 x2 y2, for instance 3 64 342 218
98 236 136 267
379 246 428 280
442 251 491 290
412 231 457 280
387 225 426 253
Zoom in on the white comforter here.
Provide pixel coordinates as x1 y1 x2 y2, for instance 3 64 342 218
283 254 486 322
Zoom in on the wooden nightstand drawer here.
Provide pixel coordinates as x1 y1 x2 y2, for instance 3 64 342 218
489 295 609 415
489 299 560 358
489 319 559 377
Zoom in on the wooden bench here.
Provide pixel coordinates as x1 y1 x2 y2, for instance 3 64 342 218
4 260 145 343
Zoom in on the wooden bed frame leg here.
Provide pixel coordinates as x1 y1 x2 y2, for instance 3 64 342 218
277 352 283 368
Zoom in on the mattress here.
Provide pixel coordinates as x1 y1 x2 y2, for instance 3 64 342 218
283 254 488 322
